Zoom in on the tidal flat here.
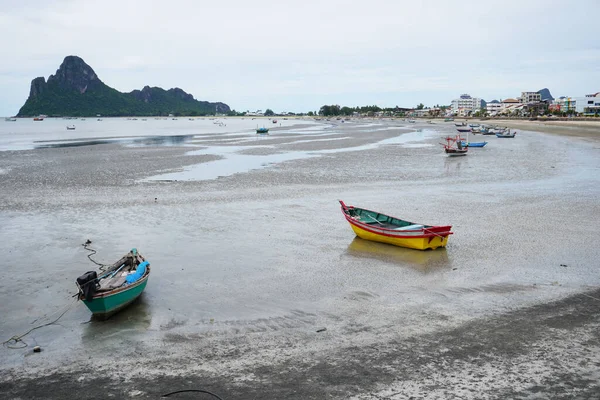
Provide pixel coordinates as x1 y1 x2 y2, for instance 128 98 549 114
1 117 599 399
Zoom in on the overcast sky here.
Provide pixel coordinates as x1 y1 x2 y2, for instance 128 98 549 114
1 0 598 116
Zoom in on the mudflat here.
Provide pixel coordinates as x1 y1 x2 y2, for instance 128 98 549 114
1 118 599 399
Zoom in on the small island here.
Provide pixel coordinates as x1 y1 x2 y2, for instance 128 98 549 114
17 56 230 117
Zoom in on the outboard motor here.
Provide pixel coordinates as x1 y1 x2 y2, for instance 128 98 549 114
77 271 98 301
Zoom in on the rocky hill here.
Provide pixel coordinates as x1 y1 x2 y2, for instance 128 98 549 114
17 56 230 117
537 88 554 102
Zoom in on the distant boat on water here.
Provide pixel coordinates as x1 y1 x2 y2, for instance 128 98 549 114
4 117 16 121
256 127 269 134
66 125 76 130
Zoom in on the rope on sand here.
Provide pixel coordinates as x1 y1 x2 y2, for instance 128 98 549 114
2 297 78 349
82 239 112 271
162 389 224 399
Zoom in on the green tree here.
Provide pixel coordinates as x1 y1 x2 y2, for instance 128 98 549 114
264 109 275 116
307 111 314 116
319 105 341 116
340 106 354 116
416 103 425 110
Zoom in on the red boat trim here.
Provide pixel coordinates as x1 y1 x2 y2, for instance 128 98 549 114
344 214 452 239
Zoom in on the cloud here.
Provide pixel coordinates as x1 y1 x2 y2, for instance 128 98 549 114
0 0 599 115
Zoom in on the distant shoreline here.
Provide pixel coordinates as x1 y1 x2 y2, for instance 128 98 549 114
472 118 600 140
6 114 600 140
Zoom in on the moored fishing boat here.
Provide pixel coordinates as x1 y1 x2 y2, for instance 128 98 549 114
76 248 150 319
339 201 453 250
496 130 516 138
66 125 76 130
5 117 17 121
256 127 269 134
460 141 487 147
442 135 468 156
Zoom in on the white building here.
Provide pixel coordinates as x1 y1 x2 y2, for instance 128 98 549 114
521 91 542 103
552 97 576 112
575 92 600 115
501 98 521 111
451 94 482 115
486 100 503 115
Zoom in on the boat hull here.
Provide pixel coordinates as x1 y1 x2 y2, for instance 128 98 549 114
445 148 468 156
81 267 150 319
461 141 487 147
349 222 450 250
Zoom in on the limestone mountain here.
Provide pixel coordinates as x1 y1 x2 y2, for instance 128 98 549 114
17 56 230 117
537 88 554 102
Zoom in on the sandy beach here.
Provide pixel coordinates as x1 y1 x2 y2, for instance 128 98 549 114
475 118 600 140
1 117 599 399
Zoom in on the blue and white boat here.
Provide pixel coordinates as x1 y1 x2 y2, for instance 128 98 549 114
460 141 487 147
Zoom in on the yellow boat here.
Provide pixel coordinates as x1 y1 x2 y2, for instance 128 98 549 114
339 201 453 250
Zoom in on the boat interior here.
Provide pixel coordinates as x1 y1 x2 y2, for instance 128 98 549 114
346 208 426 231
98 260 133 291
96 252 146 292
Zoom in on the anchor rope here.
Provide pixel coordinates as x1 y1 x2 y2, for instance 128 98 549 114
82 240 112 271
2 297 78 349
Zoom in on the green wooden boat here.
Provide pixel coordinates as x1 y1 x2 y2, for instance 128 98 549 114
76 249 150 319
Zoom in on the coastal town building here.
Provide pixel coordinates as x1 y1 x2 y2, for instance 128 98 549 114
521 92 542 103
575 93 600 115
486 100 502 116
451 94 482 115
501 98 521 108
408 107 442 117
497 98 524 116
551 97 576 112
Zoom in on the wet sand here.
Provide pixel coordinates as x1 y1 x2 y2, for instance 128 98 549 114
476 119 600 140
1 118 600 399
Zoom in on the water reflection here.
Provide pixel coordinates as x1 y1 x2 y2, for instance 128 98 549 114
81 295 152 345
345 237 450 272
34 135 194 149
444 156 464 176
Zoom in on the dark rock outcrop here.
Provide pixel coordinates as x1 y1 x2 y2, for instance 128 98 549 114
47 56 99 94
28 77 47 99
537 88 554 102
